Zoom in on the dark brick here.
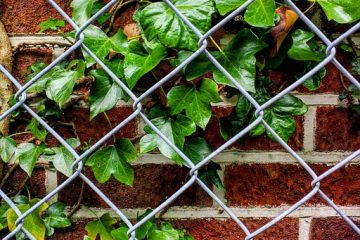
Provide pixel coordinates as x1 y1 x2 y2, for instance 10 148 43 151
316 107 360 151
310 217 360 240
205 116 303 151
225 164 360 206
58 165 212 208
0 0 73 33
12 48 53 84
172 218 298 240
49 221 88 240
46 107 138 146
1 166 46 198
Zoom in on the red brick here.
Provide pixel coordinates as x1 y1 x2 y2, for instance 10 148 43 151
310 217 360 240
225 164 360 206
12 48 54 84
46 107 138 146
205 116 303 151
316 107 360 151
172 218 298 240
58 165 212 208
0 0 73 33
49 221 88 240
1 166 46 198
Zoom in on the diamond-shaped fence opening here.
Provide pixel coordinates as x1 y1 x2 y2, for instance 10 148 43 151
0 0 359 239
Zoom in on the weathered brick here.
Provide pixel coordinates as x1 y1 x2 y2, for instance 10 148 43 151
49 221 88 240
0 0 73 33
172 218 299 240
225 164 360 206
310 217 360 240
46 107 138 146
1 166 46 198
204 116 303 151
316 107 360 151
58 165 212 208
12 48 53 84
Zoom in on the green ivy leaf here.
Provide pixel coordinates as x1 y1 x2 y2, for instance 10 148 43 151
39 18 65 33
295 62 327 91
288 29 325 62
244 0 276 27
316 0 360 24
148 222 179 240
83 26 128 66
86 139 136 185
43 139 80 177
89 69 124 120
26 119 48 142
137 0 215 51
124 41 167 89
184 137 212 164
111 226 129 240
15 143 45 176
214 0 275 27
43 202 71 230
199 161 224 190
351 58 360 75
7 199 48 240
250 94 307 142
71 0 97 26
45 70 80 108
272 95 308 116
214 0 246 15
85 213 117 240
0 137 16 163
180 29 267 92
167 79 221 129
140 112 196 165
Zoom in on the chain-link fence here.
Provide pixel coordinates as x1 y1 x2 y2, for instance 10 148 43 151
0 0 359 239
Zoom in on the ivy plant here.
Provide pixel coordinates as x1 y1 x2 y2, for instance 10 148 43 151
0 0 359 239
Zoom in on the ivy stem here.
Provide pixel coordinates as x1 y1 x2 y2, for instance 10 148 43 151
68 180 85 217
210 36 224 54
303 1 316 14
58 29 74 45
0 163 19 188
339 72 349 91
103 112 116 144
151 71 168 107
8 131 32 138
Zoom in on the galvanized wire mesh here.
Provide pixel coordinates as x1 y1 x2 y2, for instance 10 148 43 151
0 0 359 239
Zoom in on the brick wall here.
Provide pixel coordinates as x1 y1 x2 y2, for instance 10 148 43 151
1 0 360 239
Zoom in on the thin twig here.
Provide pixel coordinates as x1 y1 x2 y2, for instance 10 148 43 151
339 72 349 91
108 0 138 32
103 112 116 143
8 175 30 196
68 180 85 217
0 163 19 188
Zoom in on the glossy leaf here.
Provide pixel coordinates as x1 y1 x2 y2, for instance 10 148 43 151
180 29 267 92
7 199 48 240
43 202 71 229
137 0 215 51
26 118 48 142
124 41 167 89
43 139 80 177
45 70 79 107
89 69 124 120
199 161 224 190
167 79 221 129
15 143 45 176
272 95 308 116
316 0 360 24
244 0 276 27
184 138 212 164
351 58 360 75
214 0 246 15
0 137 16 163
288 29 325 62
140 112 196 165
295 62 327 91
111 226 129 240
86 140 136 185
71 0 97 26
85 213 117 240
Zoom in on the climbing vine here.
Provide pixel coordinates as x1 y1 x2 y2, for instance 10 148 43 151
0 0 359 239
